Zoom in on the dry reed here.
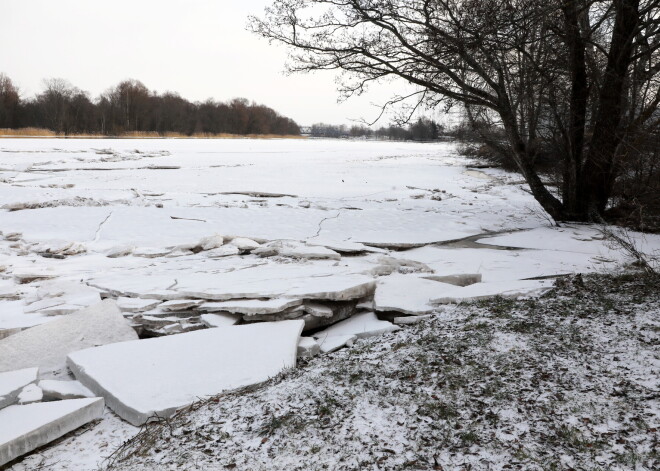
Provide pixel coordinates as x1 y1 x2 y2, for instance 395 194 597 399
0 128 304 139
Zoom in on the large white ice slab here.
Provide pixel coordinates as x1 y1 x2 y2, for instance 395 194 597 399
315 334 356 354
24 281 101 316
285 275 376 301
374 274 454 315
0 300 54 339
0 398 104 466
393 245 617 282
254 240 341 260
0 367 39 410
88 260 376 302
313 311 399 341
0 207 110 243
159 299 204 311
430 280 554 304
0 300 138 376
199 298 302 315
67 320 304 426
318 209 483 248
480 226 660 257
306 238 382 254
174 266 375 302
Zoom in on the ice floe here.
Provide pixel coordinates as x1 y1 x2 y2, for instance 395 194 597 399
313 311 399 341
199 298 302 316
430 280 554 304
199 312 241 328
67 320 304 425
314 334 357 354
0 300 138 376
17 384 43 404
116 297 161 313
0 398 104 466
374 274 454 315
0 367 39 410
38 380 94 400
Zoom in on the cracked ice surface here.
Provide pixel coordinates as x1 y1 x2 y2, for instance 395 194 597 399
1 138 660 470
0 138 658 336
0 138 658 329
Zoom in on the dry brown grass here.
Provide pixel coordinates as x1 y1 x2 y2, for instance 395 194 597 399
162 132 305 139
0 127 57 137
0 128 304 139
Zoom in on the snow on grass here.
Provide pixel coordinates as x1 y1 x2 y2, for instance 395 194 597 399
100 273 659 471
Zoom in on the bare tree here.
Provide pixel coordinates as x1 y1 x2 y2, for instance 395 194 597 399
102 79 151 133
251 0 660 222
0 73 19 128
38 78 77 134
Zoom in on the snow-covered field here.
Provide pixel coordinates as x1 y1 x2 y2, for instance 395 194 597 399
0 138 658 470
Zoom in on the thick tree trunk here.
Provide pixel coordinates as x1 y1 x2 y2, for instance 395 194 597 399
499 109 565 220
582 0 640 217
562 2 589 218
517 151 566 220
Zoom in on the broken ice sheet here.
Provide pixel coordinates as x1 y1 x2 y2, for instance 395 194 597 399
480 225 660 257
0 367 39 410
314 311 399 342
38 380 94 400
253 240 341 260
430 279 554 304
0 398 104 466
116 297 161 313
0 137 654 469
0 300 137 376
199 298 302 315
392 245 618 282
67 320 305 426
374 274 454 315
314 334 357 354
17 383 43 404
0 300 55 340
199 312 241 328
90 262 376 302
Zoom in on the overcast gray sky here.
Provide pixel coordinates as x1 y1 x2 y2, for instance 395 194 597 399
0 0 423 126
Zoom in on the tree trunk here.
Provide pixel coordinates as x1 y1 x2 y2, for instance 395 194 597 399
499 107 565 220
582 0 640 217
562 2 589 218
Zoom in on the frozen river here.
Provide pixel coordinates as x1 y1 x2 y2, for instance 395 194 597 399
1 137 657 337
1 137 659 470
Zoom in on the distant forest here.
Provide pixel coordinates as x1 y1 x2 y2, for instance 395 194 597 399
308 118 445 141
0 73 448 141
0 74 300 136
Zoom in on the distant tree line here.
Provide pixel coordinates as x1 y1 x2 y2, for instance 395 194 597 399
0 74 300 136
310 118 444 141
